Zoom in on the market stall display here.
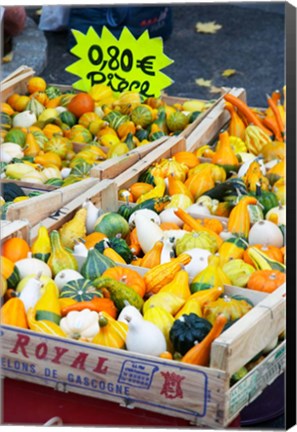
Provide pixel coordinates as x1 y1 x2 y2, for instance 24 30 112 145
0 65 286 428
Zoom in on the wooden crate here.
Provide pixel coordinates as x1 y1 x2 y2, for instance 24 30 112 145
2 177 99 227
0 219 30 243
0 281 285 428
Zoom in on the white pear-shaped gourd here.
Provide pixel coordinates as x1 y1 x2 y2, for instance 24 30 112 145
117 304 143 324
125 314 167 356
160 237 175 264
186 203 211 218
83 200 100 234
73 240 89 271
19 273 44 312
183 248 212 282
134 213 164 254
128 209 161 227
54 269 83 290
61 167 71 179
15 255 52 279
159 207 184 227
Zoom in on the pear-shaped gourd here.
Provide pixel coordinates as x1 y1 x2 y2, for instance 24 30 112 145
34 282 61 324
73 240 88 270
190 255 231 293
143 306 175 353
117 304 143 324
59 208 87 249
31 225 52 262
159 270 191 302
19 273 44 312
125 314 167 357
182 248 212 283
134 213 164 254
47 230 78 277
143 292 185 316
83 200 100 234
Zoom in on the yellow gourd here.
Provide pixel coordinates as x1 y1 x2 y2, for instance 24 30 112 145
159 269 191 301
224 102 246 140
140 240 164 268
227 196 258 238
47 230 78 277
92 311 128 349
211 131 239 168
136 176 166 204
31 225 51 262
190 255 231 293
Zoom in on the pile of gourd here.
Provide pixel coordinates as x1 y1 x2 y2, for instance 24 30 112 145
0 75 210 188
0 87 286 375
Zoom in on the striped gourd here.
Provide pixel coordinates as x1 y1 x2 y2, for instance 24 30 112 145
81 248 116 280
60 278 103 301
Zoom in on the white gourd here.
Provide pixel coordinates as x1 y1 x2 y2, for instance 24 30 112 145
16 257 52 279
54 269 83 290
159 208 183 226
125 314 167 356
12 111 37 128
160 237 175 264
61 168 72 179
134 213 163 254
117 304 143 324
248 220 284 247
129 209 160 227
19 274 44 312
73 241 89 271
83 200 100 234
186 203 211 218
182 248 212 282
266 204 286 226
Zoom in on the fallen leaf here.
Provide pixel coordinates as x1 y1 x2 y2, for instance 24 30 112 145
36 9 42 15
209 85 222 94
195 78 212 88
2 51 14 63
196 21 222 34
221 69 237 77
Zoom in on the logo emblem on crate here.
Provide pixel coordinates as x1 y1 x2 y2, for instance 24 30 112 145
118 360 158 389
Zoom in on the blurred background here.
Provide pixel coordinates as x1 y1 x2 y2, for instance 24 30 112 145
1 2 285 107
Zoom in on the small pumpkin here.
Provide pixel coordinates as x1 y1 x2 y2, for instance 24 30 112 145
60 278 103 302
203 295 253 324
169 313 212 355
247 270 286 293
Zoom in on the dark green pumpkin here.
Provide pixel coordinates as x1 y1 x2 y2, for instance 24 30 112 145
138 168 156 185
0 112 12 131
149 131 166 141
4 128 26 147
60 278 103 301
59 110 77 127
135 127 149 142
169 313 212 355
95 237 134 264
81 248 116 280
2 182 26 201
94 212 130 238
249 184 279 215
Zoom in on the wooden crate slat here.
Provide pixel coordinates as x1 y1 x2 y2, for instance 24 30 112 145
210 285 286 375
0 219 30 242
4 178 99 227
29 179 117 242
224 341 285 425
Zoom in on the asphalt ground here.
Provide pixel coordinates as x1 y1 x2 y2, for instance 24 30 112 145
21 3 285 107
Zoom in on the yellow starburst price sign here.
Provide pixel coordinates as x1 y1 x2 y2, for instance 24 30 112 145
66 26 174 97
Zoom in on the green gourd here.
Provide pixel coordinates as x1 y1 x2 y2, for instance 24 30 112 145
60 278 103 302
95 237 134 264
47 230 78 277
169 313 212 355
81 248 116 280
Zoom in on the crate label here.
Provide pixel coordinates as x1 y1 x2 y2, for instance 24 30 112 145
228 342 286 418
1 326 212 420
66 26 173 97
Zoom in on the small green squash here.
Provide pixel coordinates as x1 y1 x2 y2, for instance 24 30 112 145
95 237 134 264
59 110 77 127
169 313 212 355
81 248 116 280
60 278 103 301
94 212 130 238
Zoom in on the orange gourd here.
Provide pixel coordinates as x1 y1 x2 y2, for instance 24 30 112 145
247 270 286 293
127 227 142 256
202 218 224 235
224 102 246 140
227 196 258 238
1 237 30 262
61 297 118 318
85 232 107 249
144 253 192 296
184 166 215 200
24 131 41 157
167 175 194 200
211 131 239 168
181 314 227 366
42 124 63 139
34 151 62 169
129 183 154 201
1 297 29 329
140 240 163 269
102 266 146 298
160 222 181 231
173 151 200 169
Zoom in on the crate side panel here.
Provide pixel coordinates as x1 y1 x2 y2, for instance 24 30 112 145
1 325 227 428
